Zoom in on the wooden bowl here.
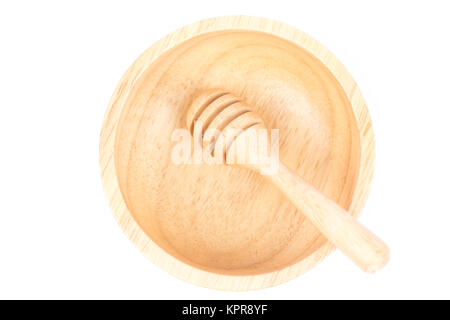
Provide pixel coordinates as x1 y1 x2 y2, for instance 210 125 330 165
99 16 375 291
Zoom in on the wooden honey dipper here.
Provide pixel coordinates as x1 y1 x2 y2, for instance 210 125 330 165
186 89 390 273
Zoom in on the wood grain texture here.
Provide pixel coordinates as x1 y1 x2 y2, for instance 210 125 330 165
99 16 377 291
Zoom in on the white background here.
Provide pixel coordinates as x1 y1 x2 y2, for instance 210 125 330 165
0 1 449 299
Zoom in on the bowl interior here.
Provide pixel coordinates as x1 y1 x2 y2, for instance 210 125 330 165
114 30 361 275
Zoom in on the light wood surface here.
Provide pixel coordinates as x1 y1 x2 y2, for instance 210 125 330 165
187 90 389 273
99 16 378 290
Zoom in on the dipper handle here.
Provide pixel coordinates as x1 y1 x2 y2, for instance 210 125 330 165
267 163 389 272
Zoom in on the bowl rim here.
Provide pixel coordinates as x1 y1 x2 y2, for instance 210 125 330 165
99 15 375 291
